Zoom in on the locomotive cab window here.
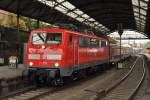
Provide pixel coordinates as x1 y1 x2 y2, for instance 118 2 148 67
32 32 46 44
32 32 62 45
46 33 62 44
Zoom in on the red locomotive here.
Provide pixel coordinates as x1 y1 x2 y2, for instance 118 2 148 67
25 27 131 85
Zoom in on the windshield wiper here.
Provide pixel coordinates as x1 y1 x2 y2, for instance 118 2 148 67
37 34 45 42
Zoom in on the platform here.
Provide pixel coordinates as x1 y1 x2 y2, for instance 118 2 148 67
0 64 26 79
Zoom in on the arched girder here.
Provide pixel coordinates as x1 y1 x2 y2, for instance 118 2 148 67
104 21 136 29
69 0 132 8
82 4 133 13
88 10 134 18
83 8 134 15
96 17 135 22
94 15 135 20
134 11 147 17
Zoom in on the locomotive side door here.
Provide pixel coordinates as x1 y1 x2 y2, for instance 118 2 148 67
68 34 78 66
74 35 78 65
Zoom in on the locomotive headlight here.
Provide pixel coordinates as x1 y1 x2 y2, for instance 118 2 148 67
54 62 59 67
29 62 33 66
41 45 45 49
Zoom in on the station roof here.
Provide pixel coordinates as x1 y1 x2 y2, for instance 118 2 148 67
68 0 149 36
0 0 150 38
0 0 80 26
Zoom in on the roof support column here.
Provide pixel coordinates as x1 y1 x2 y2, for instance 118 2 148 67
17 0 20 43
37 19 40 28
17 14 20 30
17 13 20 42
138 0 141 31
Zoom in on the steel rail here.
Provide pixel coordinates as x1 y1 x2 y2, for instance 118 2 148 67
4 87 56 100
0 85 37 99
128 56 146 100
99 56 145 100
105 56 140 93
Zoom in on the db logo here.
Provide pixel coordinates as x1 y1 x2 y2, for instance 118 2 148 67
29 48 36 53
42 61 47 65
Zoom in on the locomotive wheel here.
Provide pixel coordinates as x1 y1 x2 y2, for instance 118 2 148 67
79 70 87 79
101 64 106 71
51 78 64 86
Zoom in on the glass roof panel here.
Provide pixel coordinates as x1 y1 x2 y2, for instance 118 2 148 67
55 5 68 14
138 26 144 29
135 17 139 20
136 21 145 26
89 23 95 27
132 0 138 6
39 0 55 7
82 14 90 19
98 24 103 27
95 26 99 29
101 28 107 31
74 9 83 15
57 0 64 3
144 0 149 2
84 21 90 25
100 26 106 29
133 7 139 12
100 29 105 31
94 22 99 25
140 20 145 24
89 18 95 22
140 15 146 20
62 1 76 10
140 1 147 7
134 12 139 16
37 0 109 33
67 12 78 18
140 9 146 15
132 0 149 31
76 17 85 22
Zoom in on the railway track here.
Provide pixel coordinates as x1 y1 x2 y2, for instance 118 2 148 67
2 86 57 100
0 85 36 99
99 56 145 100
1 56 140 100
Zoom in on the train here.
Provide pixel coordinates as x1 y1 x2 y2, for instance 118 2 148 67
24 27 133 86
110 43 133 62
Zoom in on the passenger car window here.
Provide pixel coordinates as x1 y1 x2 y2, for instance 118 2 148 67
69 35 74 44
101 41 106 47
99 40 101 47
90 38 99 47
79 36 89 47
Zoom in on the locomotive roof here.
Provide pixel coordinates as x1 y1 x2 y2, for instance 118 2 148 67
31 27 108 40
